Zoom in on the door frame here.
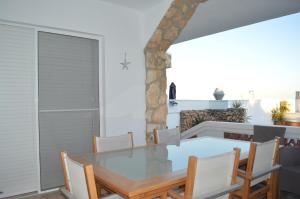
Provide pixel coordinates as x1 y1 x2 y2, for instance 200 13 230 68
0 19 105 194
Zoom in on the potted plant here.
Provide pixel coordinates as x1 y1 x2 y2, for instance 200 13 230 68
271 101 290 125
271 107 284 125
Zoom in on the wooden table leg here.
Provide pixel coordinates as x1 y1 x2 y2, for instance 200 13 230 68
272 170 279 199
160 192 168 199
271 144 281 199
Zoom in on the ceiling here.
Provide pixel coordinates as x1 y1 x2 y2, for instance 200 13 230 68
97 0 300 43
175 0 300 43
98 0 164 11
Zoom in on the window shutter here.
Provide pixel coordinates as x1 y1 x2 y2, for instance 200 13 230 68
0 24 38 198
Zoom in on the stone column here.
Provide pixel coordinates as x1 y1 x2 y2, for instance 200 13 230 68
145 51 171 138
144 0 208 141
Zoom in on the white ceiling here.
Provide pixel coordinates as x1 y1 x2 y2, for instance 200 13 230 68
98 0 164 11
97 0 300 43
175 0 300 43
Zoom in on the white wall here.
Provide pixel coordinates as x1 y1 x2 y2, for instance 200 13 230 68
246 99 295 125
0 0 148 145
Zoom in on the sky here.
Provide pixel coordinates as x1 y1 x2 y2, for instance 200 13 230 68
167 12 300 100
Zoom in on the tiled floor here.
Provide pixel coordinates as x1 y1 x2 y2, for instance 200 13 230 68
15 191 65 199
15 190 300 199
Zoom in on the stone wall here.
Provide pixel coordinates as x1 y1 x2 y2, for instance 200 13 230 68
144 0 208 142
180 108 246 132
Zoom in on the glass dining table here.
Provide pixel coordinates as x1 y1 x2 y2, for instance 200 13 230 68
72 136 251 199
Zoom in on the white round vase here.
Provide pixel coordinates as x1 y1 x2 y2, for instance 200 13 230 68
213 88 225 100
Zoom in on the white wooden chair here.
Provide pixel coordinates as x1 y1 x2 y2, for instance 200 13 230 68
91 132 133 196
168 148 242 199
60 151 122 199
153 127 180 145
92 132 134 153
231 138 281 199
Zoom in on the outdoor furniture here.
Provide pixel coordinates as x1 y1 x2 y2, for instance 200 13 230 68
279 147 300 195
92 132 134 153
253 125 286 144
153 127 180 145
231 138 281 199
72 137 251 199
60 151 122 199
167 148 242 199
92 132 134 196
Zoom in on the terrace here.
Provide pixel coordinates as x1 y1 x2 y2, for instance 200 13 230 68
0 0 300 199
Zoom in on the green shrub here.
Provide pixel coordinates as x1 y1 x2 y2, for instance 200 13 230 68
232 100 243 108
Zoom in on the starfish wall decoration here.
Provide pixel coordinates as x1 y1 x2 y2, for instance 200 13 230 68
120 52 131 70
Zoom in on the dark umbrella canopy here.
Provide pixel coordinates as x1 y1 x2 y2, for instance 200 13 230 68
169 82 176 100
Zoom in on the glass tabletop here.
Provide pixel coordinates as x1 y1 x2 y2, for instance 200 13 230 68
84 136 250 181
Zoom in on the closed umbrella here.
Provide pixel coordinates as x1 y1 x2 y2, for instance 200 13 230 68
169 82 176 100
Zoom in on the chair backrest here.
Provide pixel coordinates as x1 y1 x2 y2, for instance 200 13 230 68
247 138 279 186
92 132 133 153
253 125 286 143
60 152 98 199
185 148 241 199
153 127 180 145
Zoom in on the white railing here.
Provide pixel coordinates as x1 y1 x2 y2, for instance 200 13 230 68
181 121 300 140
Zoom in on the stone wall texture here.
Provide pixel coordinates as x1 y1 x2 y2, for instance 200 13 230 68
180 108 247 132
144 0 208 141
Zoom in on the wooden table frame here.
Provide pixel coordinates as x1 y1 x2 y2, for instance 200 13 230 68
73 152 187 198
72 139 251 199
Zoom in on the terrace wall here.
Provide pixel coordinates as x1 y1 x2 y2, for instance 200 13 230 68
180 108 246 132
167 99 295 128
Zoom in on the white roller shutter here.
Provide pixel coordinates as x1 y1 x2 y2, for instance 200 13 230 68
0 24 38 198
